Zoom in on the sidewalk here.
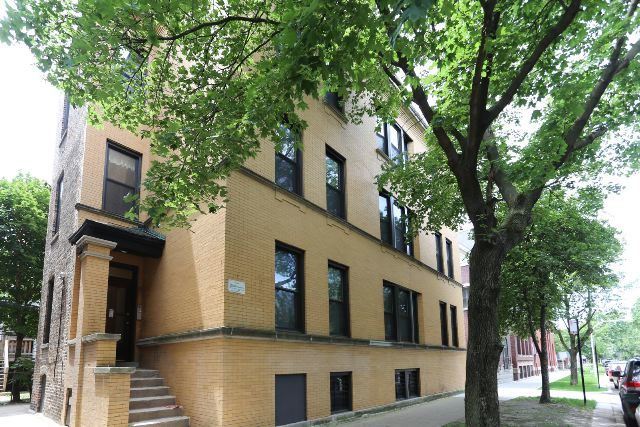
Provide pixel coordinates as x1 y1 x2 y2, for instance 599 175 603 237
0 403 59 427
342 370 621 426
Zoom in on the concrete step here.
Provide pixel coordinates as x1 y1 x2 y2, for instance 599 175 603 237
128 407 183 423
128 416 190 427
130 386 171 398
131 377 164 388
132 369 161 379
130 396 177 410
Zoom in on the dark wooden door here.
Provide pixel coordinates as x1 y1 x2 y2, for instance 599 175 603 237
105 271 136 361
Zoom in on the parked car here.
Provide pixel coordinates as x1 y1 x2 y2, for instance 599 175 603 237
618 357 640 427
610 361 627 388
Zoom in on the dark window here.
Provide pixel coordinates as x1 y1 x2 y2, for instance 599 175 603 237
446 238 454 278
450 305 459 347
383 282 419 343
379 193 413 255
275 374 306 425
435 233 444 273
53 174 64 234
395 369 419 400
376 123 411 163
42 279 55 344
38 375 46 412
330 372 352 414
61 95 70 140
103 142 141 217
326 147 345 219
439 301 449 346
325 91 344 113
275 244 304 332
275 124 302 194
328 263 349 337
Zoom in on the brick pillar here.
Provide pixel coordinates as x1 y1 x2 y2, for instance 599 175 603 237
67 236 132 427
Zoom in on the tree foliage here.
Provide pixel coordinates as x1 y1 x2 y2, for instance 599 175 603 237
3 0 639 424
0 174 50 341
592 300 640 360
500 191 621 337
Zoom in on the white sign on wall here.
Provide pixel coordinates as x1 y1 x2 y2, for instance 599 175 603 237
227 279 246 295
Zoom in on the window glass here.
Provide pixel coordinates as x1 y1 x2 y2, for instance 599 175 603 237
326 156 340 188
388 125 401 158
384 283 419 343
104 143 140 217
393 202 405 251
275 246 303 331
107 148 138 186
451 305 459 347
446 239 454 278
278 125 297 160
379 195 392 244
275 250 298 291
330 373 352 413
275 157 297 192
326 149 345 218
435 233 444 273
275 290 297 330
53 175 63 233
395 370 407 399
440 302 449 346
328 267 343 301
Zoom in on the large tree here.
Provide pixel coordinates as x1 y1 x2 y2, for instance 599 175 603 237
500 191 621 402
0 174 50 401
2 0 639 424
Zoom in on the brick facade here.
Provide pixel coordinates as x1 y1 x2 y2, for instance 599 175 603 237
34 95 466 426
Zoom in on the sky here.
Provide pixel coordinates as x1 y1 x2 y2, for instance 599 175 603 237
1 33 638 311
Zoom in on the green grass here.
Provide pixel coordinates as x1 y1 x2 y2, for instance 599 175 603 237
511 396 597 410
549 367 604 392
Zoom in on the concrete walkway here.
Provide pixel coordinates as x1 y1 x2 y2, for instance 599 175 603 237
343 370 623 426
0 403 59 426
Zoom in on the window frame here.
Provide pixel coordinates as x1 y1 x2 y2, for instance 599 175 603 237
324 91 345 114
445 238 454 279
329 372 352 414
439 301 449 346
325 145 346 219
435 233 444 273
274 242 305 333
376 122 411 163
328 261 350 337
395 368 420 400
450 305 459 347
102 141 142 218
275 124 303 195
379 192 413 256
60 95 70 143
42 278 55 344
53 173 64 235
383 281 419 344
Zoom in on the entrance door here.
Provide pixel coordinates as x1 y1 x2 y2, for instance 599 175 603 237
105 265 137 362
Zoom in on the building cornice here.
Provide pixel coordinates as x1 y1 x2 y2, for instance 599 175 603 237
136 326 467 352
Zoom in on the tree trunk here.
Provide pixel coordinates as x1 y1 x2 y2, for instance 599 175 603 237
569 334 578 386
465 241 506 426
11 333 24 402
538 306 551 403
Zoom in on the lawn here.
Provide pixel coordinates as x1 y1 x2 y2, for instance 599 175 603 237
443 397 596 426
549 366 605 393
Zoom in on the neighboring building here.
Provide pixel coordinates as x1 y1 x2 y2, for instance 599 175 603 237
461 249 558 383
1 331 36 391
32 94 466 426
510 332 558 380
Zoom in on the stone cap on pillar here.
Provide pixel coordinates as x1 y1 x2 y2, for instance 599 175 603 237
81 333 121 343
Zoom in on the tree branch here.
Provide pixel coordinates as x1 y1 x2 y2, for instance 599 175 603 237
487 0 582 124
486 139 518 206
133 16 280 43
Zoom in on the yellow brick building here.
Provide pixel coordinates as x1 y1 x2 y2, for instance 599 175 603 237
33 94 465 426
